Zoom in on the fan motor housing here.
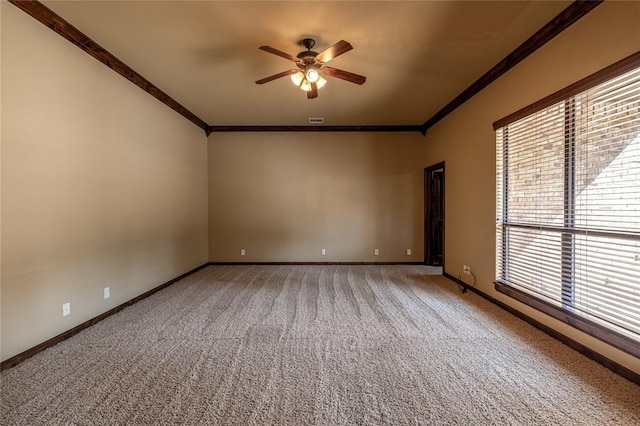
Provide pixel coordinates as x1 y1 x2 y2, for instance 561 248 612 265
297 51 318 61
297 38 319 64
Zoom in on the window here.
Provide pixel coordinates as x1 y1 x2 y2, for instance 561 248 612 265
494 53 640 357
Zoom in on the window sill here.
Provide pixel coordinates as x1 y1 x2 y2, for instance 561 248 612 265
494 281 639 358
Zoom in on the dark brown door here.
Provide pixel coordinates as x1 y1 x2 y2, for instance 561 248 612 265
425 162 444 266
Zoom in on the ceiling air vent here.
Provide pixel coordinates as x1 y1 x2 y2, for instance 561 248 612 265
308 117 324 124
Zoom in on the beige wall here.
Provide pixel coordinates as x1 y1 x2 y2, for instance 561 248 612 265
1 4 208 361
424 1 640 373
208 132 426 262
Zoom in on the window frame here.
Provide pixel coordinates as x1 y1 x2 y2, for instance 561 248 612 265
493 51 640 358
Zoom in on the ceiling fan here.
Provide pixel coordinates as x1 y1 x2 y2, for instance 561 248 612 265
255 38 366 99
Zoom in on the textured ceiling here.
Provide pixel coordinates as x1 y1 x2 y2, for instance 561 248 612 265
41 1 571 127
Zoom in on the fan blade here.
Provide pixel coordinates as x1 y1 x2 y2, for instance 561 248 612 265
259 46 297 62
307 82 318 99
322 67 366 85
255 69 297 84
316 40 353 63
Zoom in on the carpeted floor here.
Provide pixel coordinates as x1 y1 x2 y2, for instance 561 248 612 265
1 265 639 425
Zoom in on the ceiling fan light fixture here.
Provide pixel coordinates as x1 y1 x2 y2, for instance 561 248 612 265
291 71 304 87
305 67 319 83
291 71 326 92
300 80 312 92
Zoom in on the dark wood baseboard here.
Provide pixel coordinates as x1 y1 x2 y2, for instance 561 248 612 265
442 272 640 386
0 263 209 371
10 264 632 385
208 262 428 266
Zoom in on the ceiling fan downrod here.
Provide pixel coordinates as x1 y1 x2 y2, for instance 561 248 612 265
297 38 319 62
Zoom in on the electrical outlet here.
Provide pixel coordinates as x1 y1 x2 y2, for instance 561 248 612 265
104 287 110 299
241 249 246 256
406 249 412 256
463 265 471 275
62 302 70 317
374 249 379 256
321 248 326 256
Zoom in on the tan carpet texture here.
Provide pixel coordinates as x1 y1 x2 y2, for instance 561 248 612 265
1 265 639 425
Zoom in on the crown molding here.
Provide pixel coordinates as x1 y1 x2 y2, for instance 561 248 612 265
421 0 603 133
8 0 210 134
10 0 603 137
208 125 425 135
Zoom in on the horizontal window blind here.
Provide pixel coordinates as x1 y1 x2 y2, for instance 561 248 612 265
496 61 640 354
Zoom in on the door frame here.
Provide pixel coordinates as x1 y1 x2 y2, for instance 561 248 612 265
424 162 445 267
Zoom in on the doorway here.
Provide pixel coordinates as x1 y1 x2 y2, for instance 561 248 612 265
424 162 444 266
